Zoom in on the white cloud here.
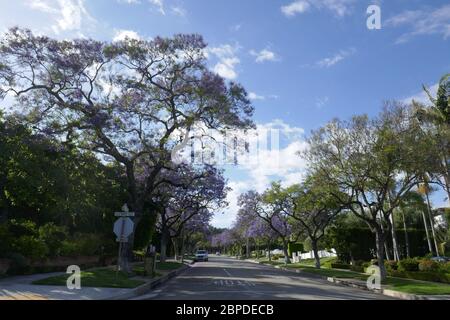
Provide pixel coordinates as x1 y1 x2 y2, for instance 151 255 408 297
171 6 187 17
281 1 311 17
402 83 439 105
113 29 141 42
230 24 242 32
248 92 265 101
211 180 249 228
386 4 450 44
55 0 93 33
27 0 58 13
249 48 279 63
117 0 141 4
248 92 279 101
24 0 96 35
213 120 309 228
281 0 356 18
315 96 329 109
149 0 165 15
207 44 241 80
315 47 356 68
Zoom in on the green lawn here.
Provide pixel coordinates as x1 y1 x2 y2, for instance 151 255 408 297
255 256 336 268
293 257 337 268
33 268 145 288
294 266 369 280
385 277 450 295
283 264 450 295
132 261 183 276
156 261 183 271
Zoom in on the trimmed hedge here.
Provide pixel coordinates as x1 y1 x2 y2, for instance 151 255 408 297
326 226 429 263
331 263 351 270
288 242 304 256
389 270 450 284
398 258 420 272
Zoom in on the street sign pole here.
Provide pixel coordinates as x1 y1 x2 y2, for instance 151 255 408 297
113 204 135 273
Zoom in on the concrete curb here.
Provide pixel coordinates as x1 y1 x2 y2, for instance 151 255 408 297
243 258 450 300
105 261 194 300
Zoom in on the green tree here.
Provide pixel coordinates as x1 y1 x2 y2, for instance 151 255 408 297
414 74 450 205
304 103 434 280
284 175 342 268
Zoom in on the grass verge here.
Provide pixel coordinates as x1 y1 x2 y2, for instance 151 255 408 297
33 268 145 288
284 264 450 295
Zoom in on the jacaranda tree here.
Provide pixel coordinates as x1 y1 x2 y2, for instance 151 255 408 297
0 28 254 271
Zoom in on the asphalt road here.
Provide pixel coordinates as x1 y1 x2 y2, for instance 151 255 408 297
143 256 393 300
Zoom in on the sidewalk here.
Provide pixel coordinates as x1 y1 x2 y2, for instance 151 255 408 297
0 259 193 300
0 272 135 300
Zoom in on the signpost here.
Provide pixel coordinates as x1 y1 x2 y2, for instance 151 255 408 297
113 204 135 272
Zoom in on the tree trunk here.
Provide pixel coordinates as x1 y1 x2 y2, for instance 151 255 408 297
311 239 321 269
390 213 400 261
379 212 391 261
425 192 440 256
375 229 387 281
282 239 291 264
440 152 450 207
401 210 410 258
160 227 169 263
246 237 250 258
267 240 272 262
421 208 434 254
180 229 186 263
172 237 179 261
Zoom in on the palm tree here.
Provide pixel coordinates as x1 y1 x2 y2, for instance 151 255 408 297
398 191 430 257
418 181 440 256
414 73 450 205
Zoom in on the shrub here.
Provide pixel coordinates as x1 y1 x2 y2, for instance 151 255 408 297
440 262 450 274
385 260 398 272
271 254 284 261
0 223 13 258
398 258 419 272
8 219 38 237
350 260 364 272
38 223 67 257
59 241 79 257
288 242 304 256
362 262 371 272
418 259 440 272
331 263 351 270
11 236 48 260
7 253 30 275
323 257 338 268
72 233 105 256
389 270 450 284
350 265 364 272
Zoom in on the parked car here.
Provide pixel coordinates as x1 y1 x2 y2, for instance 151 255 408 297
215 251 221 256
431 256 450 263
194 250 209 262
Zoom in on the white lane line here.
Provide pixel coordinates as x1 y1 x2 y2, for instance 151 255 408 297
223 268 232 277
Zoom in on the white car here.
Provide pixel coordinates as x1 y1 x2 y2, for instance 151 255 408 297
194 250 209 262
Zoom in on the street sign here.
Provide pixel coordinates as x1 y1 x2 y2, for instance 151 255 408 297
114 212 135 217
113 217 134 241
115 203 135 217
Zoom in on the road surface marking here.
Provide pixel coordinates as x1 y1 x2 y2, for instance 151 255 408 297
223 269 232 277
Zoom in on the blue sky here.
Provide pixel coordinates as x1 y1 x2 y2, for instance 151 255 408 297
1 0 449 227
